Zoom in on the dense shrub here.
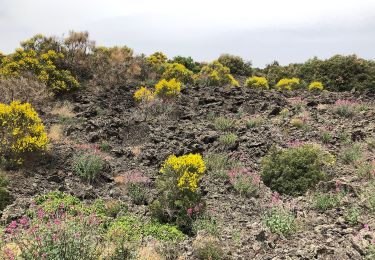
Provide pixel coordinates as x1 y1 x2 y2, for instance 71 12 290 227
0 101 48 166
162 63 194 84
261 55 375 92
1 214 102 260
263 206 296 236
308 81 324 91
0 48 79 94
0 77 51 106
262 192 296 236
170 55 201 73
213 116 235 132
133 86 155 103
261 144 335 195
147 52 168 72
151 153 206 232
245 76 269 89
218 54 252 76
72 153 104 183
154 78 181 100
193 235 224 260
275 78 301 90
198 61 239 87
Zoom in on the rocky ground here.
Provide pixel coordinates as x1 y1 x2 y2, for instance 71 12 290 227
2 83 375 259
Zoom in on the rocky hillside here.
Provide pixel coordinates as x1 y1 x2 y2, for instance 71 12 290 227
2 81 375 259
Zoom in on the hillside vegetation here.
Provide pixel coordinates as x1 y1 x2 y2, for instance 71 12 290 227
1 31 375 259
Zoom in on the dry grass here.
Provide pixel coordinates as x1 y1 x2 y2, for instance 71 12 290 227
130 145 143 157
0 77 51 106
48 124 63 143
137 244 163 260
51 102 75 120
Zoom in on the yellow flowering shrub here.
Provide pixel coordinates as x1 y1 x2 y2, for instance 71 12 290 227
198 61 239 87
245 76 269 89
162 63 194 84
0 101 48 165
275 78 300 91
151 153 206 231
160 153 206 192
154 78 181 99
0 48 79 94
147 52 168 67
308 81 324 91
133 87 155 103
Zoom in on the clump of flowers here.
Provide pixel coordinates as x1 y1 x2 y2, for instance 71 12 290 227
0 211 102 259
227 168 260 197
198 61 239 87
275 78 300 91
245 76 269 89
160 153 206 192
308 81 324 91
333 99 361 117
0 101 48 166
154 78 181 100
133 86 155 103
262 192 296 236
151 153 206 232
162 63 194 84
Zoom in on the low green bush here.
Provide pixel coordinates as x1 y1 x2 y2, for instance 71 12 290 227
72 153 104 183
261 144 335 195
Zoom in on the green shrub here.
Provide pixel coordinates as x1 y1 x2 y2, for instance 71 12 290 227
128 183 147 205
218 54 252 76
263 206 296 236
321 131 333 144
314 192 343 211
170 56 201 73
340 143 363 164
99 141 111 152
245 76 269 89
345 206 361 225
1 213 102 260
33 190 82 216
72 153 104 183
218 133 238 148
246 117 264 128
162 63 194 84
261 144 335 195
198 61 239 87
213 116 234 132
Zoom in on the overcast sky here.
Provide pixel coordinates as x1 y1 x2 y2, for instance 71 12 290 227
0 0 374 67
